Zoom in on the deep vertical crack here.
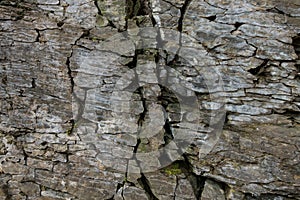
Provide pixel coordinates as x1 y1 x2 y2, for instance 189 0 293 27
126 0 151 19
173 175 179 200
161 158 207 199
23 149 28 166
66 54 74 94
65 29 90 135
181 155 206 199
137 87 147 127
31 78 36 88
34 29 41 43
292 34 300 78
137 174 159 200
133 78 160 200
124 48 160 200
67 29 89 93
94 0 102 15
167 0 192 64
157 85 179 165
178 0 192 32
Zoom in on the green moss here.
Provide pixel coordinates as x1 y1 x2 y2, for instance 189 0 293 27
66 129 72 135
96 15 108 27
138 143 148 153
163 163 182 176
91 37 99 41
66 122 78 135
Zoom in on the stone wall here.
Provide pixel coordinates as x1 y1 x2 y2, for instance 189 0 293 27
0 0 299 199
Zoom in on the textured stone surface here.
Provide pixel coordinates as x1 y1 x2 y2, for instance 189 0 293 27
0 0 299 199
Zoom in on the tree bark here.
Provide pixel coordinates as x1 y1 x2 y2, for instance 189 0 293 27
0 0 299 199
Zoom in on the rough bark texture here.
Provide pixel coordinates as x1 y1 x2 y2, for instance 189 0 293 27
0 0 300 199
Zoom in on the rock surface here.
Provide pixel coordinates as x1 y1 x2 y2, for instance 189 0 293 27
0 0 299 199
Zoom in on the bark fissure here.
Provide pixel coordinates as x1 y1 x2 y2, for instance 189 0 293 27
181 155 206 199
137 174 159 200
248 59 269 76
292 35 300 76
126 0 151 19
178 0 192 33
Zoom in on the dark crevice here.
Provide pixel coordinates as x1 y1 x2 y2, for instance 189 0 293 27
250 44 258 57
162 158 207 199
162 119 174 143
137 174 159 200
224 112 231 124
31 78 36 88
94 0 102 15
66 54 74 93
181 155 206 199
18 89 25 97
65 119 75 135
108 20 118 29
243 38 258 57
125 50 139 69
126 0 151 20
137 87 147 127
137 0 152 16
57 21 64 27
80 29 90 39
205 15 216 21
40 141 47 146
23 149 28 166
248 59 269 76
159 119 175 166
157 85 180 165
292 35 300 79
133 138 141 154
124 0 156 29
150 12 157 27
167 0 192 72
206 44 224 52
178 0 192 32
231 22 244 33
128 85 146 170
213 178 229 194
66 29 90 94
123 50 148 198
34 29 41 43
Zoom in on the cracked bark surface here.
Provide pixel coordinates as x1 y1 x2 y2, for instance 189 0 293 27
0 0 300 199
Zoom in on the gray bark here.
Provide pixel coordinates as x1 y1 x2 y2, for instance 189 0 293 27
0 0 299 199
